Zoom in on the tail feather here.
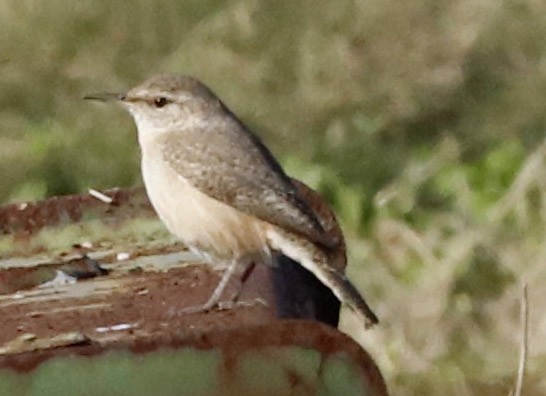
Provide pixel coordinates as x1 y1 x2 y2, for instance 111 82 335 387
324 267 379 328
267 228 379 329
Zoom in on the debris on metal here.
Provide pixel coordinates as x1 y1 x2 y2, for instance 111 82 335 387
0 187 388 395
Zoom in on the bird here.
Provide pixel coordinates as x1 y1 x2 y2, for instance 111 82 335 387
84 74 379 328
272 177 346 326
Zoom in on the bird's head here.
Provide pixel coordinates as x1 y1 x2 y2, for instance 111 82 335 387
85 74 222 140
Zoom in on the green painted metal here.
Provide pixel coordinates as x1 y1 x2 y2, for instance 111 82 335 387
0 346 375 396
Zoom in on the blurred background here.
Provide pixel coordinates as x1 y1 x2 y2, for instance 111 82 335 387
1 0 546 394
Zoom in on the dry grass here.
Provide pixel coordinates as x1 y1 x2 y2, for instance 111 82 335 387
339 137 546 395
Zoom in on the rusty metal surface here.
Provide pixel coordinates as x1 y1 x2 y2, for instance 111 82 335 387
0 321 387 396
0 187 343 330
0 188 275 345
0 188 165 262
0 188 152 235
0 187 387 395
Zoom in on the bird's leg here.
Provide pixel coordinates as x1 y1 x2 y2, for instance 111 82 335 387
181 257 267 314
229 261 256 302
202 258 240 310
181 259 240 314
215 260 268 310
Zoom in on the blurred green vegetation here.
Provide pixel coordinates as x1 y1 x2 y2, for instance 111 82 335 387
1 0 546 394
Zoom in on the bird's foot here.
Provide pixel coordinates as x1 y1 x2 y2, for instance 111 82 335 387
216 298 268 311
178 258 261 315
180 297 267 315
179 302 215 315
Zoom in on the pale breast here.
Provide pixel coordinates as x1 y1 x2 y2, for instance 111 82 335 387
140 147 270 263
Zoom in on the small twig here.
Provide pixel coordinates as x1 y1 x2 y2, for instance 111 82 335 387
512 283 528 396
88 188 113 204
489 140 546 222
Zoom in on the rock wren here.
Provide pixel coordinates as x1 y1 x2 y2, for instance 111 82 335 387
85 74 378 328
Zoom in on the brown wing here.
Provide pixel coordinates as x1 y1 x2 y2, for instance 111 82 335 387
159 118 339 251
290 178 346 271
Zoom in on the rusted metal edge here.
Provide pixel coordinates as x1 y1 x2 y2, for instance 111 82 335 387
0 320 388 395
0 187 153 237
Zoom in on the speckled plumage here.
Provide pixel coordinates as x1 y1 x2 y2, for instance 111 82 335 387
159 118 338 251
86 74 378 328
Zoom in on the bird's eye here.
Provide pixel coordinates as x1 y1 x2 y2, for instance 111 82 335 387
153 97 169 108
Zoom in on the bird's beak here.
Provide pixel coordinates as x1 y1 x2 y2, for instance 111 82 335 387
83 92 126 102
